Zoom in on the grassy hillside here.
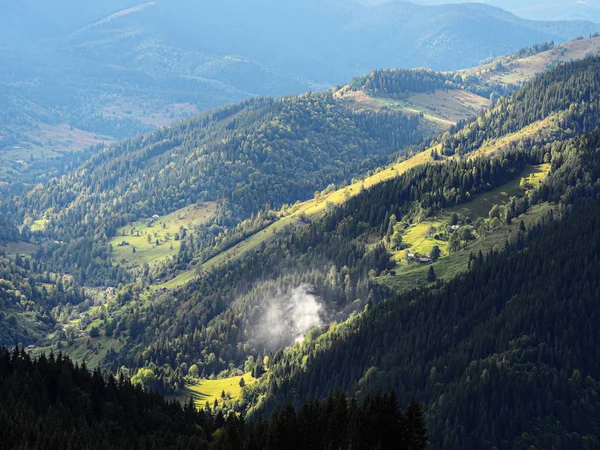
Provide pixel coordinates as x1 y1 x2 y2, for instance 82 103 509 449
336 83 490 133
109 202 217 271
178 373 258 408
465 35 600 85
380 164 551 293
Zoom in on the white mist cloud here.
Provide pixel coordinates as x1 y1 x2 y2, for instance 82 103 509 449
253 284 324 350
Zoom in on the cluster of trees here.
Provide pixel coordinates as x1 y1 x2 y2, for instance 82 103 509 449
350 69 452 96
0 251 85 346
348 67 517 101
510 41 554 59
0 345 427 449
0 214 18 244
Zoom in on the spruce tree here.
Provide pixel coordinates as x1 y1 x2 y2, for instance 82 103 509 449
427 266 436 283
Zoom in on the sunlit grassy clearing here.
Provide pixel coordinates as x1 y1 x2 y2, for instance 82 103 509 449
110 202 217 268
448 164 550 218
179 373 258 408
30 219 48 232
379 201 553 293
473 116 556 159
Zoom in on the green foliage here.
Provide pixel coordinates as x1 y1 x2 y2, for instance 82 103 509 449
250 127 600 446
438 56 600 157
131 367 157 391
0 252 84 346
2 346 425 449
188 364 199 378
391 223 404 250
430 245 441 262
426 266 436 282
4 39 600 450
0 214 18 244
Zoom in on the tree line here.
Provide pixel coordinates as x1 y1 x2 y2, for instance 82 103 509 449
0 345 427 450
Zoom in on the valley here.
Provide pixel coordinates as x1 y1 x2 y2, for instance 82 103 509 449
3 32 600 449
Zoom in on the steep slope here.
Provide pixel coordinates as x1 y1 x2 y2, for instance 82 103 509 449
256 131 600 448
11 56 599 369
3 36 600 450
34 56 596 406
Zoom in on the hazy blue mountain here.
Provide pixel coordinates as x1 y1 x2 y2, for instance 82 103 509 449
1 0 599 184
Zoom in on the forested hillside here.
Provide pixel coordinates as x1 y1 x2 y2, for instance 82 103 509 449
15 93 422 286
437 56 600 157
255 131 600 448
87 56 600 448
0 249 84 346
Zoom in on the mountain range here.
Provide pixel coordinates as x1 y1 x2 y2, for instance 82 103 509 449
1 0 599 186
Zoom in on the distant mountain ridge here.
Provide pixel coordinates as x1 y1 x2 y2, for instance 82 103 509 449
1 0 599 184
413 0 600 23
